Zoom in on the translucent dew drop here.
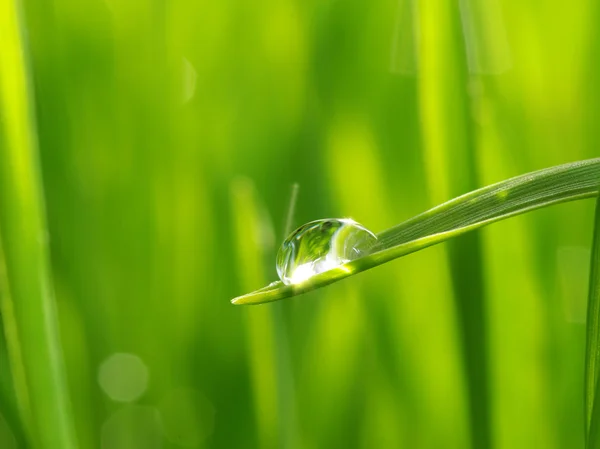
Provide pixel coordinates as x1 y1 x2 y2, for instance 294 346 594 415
276 218 377 285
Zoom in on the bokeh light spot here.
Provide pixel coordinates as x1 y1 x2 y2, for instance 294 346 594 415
98 353 149 402
181 57 197 104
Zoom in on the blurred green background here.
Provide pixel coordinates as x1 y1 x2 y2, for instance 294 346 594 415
1 0 600 447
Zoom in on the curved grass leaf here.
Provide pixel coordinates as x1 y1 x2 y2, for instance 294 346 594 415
586 194 600 448
232 158 600 305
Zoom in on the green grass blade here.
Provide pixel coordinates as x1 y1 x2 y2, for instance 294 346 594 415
230 178 281 448
448 233 490 448
0 239 30 447
0 324 27 447
586 194 600 447
232 158 600 305
376 158 599 249
416 0 491 445
0 0 78 447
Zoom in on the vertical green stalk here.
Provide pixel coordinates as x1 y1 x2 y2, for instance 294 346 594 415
416 0 491 448
0 0 78 448
272 184 300 449
586 0 600 443
0 239 30 447
230 178 280 449
586 195 600 448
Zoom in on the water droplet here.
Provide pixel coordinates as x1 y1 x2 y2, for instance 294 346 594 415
276 218 377 285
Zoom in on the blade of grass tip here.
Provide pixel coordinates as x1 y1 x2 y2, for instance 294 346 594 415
0 0 78 448
586 194 600 447
232 158 600 305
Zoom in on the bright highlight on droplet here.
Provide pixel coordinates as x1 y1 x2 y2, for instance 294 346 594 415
288 263 317 284
98 353 149 403
276 218 377 285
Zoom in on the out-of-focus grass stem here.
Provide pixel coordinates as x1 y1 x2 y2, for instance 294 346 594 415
0 238 30 447
0 0 78 447
416 2 492 444
230 178 280 449
586 194 600 448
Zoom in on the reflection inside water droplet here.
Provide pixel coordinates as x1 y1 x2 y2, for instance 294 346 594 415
276 218 377 285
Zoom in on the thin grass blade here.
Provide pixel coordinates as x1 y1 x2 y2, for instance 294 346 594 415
230 178 281 448
0 319 27 447
416 0 491 445
586 195 600 448
232 158 600 305
0 239 29 446
0 0 78 447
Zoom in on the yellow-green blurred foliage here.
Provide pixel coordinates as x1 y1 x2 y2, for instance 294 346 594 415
1 0 599 447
